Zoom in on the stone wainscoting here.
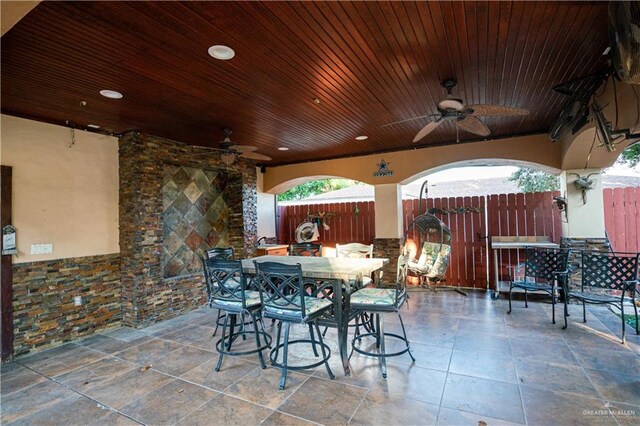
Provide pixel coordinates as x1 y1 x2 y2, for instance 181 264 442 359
560 237 610 286
373 238 404 285
12 254 121 356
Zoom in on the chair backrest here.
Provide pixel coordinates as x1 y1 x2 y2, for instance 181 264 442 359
253 261 307 317
205 247 235 260
580 251 639 291
289 243 322 257
336 243 373 259
524 248 570 281
201 258 248 308
394 253 410 306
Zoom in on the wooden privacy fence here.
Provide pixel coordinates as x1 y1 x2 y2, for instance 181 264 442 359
486 192 562 288
604 187 640 253
277 188 637 287
276 201 375 248
403 197 487 289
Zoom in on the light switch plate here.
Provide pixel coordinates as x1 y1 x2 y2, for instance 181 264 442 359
31 243 53 254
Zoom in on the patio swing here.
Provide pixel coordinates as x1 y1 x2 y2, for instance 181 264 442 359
404 181 465 295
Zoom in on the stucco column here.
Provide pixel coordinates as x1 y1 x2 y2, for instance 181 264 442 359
373 184 403 285
256 168 276 241
374 184 403 238
559 169 605 238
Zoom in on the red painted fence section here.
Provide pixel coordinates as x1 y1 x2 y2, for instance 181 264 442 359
486 191 562 285
276 201 375 248
604 187 640 253
277 187 639 287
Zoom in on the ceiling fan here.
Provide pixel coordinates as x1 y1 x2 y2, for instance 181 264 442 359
385 79 530 143
217 128 271 165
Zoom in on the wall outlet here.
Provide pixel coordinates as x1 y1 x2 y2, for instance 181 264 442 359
30 243 53 254
74 296 83 306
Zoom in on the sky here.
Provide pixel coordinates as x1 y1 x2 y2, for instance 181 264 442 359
415 162 640 185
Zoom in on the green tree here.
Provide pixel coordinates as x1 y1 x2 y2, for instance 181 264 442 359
509 168 560 193
277 179 356 201
617 142 640 167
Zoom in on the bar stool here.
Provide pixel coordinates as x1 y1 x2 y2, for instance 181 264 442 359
350 254 415 378
202 258 271 370
253 261 334 390
204 247 236 336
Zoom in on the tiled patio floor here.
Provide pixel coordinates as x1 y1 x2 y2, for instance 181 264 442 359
2 290 639 425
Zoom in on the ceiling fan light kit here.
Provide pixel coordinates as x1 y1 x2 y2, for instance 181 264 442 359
409 79 529 143
211 128 272 166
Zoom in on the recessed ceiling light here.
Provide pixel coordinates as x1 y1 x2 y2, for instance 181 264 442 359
208 45 235 60
355 135 368 140
277 147 290 151
100 90 123 99
87 124 100 129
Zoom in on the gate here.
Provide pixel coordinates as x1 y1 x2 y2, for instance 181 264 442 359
486 192 562 285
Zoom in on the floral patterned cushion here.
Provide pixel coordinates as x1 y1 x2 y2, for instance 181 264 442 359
264 296 332 319
416 242 440 267
213 290 261 309
409 244 451 277
350 288 396 306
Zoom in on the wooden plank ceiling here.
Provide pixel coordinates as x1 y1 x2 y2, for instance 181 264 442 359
1 1 608 166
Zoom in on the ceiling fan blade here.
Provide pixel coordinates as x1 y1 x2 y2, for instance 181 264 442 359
229 144 258 153
457 116 491 137
412 119 444 143
242 151 272 161
382 113 440 128
467 104 529 116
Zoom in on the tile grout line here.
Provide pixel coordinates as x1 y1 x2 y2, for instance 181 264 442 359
146 356 315 419
507 316 530 426
267 409 324 426
558 318 624 424
12 363 145 425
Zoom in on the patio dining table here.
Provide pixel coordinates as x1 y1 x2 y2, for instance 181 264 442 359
241 255 388 376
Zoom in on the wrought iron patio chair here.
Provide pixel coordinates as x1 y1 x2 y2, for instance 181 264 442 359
202 258 271 371
323 242 377 336
349 253 415 378
289 243 322 257
253 261 334 389
507 247 570 324
206 247 235 260
561 250 639 343
336 243 374 286
205 247 236 336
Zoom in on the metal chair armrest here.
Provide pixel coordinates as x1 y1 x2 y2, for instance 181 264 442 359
554 270 570 292
624 279 639 293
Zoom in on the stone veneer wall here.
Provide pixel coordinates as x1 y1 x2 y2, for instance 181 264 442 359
12 254 121 356
373 238 404 286
560 237 610 287
119 132 257 327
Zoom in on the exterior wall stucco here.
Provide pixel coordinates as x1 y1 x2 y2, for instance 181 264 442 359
0 114 120 263
263 133 561 193
561 81 639 170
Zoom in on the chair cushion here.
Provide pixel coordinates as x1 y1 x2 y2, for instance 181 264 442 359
416 242 440 267
350 288 396 307
409 244 451 277
213 290 261 309
568 290 621 303
264 296 332 320
512 281 553 292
